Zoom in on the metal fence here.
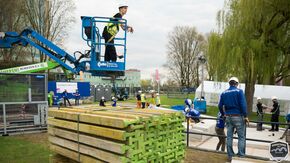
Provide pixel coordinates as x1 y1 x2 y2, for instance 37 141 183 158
184 116 290 160
0 73 48 135
164 87 195 99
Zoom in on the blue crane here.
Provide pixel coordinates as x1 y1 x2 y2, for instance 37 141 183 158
0 16 128 77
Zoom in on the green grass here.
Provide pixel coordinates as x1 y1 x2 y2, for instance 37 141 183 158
122 94 195 108
0 136 52 163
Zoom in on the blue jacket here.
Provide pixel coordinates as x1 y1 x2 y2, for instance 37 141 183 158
112 99 117 107
218 86 247 117
184 107 200 118
62 91 69 98
216 112 225 128
286 114 290 122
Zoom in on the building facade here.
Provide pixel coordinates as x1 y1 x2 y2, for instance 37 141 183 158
73 69 141 88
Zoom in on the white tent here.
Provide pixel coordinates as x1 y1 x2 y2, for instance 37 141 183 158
195 81 290 115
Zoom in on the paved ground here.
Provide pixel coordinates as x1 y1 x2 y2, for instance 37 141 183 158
186 116 289 162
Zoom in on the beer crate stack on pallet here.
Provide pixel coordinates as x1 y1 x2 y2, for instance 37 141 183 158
48 107 185 163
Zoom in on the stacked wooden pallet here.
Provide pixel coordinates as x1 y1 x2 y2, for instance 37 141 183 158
48 107 185 163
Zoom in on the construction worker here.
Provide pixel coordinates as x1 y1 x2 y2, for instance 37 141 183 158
102 3 134 62
141 92 146 108
47 91 53 107
112 97 117 107
136 91 142 108
256 97 267 131
269 96 280 132
184 99 200 123
218 77 249 162
148 90 156 108
73 89 80 106
62 89 71 107
99 96 106 107
156 93 161 107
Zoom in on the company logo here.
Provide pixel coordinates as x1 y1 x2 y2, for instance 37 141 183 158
97 62 108 67
269 141 289 162
97 62 119 68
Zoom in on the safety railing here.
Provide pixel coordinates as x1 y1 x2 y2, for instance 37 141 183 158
81 16 127 62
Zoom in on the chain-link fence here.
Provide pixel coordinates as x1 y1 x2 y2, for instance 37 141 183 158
0 73 46 102
164 87 196 99
91 84 141 101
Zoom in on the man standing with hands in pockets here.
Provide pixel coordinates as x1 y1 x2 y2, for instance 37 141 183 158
218 77 249 162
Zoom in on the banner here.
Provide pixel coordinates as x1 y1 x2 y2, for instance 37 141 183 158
0 62 48 73
56 82 78 93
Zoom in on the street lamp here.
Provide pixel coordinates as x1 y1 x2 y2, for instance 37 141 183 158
198 55 206 98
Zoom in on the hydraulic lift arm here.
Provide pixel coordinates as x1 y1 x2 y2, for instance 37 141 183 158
0 16 128 77
0 29 86 74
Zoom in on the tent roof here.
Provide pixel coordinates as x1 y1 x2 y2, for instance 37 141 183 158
196 81 290 100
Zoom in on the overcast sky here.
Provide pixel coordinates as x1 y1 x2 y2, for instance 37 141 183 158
66 0 225 79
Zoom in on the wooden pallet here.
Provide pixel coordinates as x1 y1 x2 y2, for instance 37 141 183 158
48 107 185 163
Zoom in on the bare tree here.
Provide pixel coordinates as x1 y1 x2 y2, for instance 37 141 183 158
0 0 75 69
24 0 75 62
0 0 30 67
164 26 206 87
141 79 153 91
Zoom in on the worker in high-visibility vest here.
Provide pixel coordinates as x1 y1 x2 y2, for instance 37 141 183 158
47 91 53 107
148 90 156 108
102 3 134 62
155 93 161 107
141 92 146 109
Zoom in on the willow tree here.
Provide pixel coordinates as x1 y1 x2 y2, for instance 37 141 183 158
207 0 290 113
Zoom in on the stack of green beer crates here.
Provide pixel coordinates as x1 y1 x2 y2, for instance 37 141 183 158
48 107 185 163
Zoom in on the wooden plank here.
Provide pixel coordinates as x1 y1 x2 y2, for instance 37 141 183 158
49 110 139 128
59 108 141 120
49 136 128 163
47 118 126 141
132 109 177 114
50 144 105 163
48 127 126 154
109 110 160 118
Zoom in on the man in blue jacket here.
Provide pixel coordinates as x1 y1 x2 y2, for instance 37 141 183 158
218 77 249 162
62 89 71 107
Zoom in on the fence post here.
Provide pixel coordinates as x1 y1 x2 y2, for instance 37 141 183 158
244 123 247 154
187 117 189 147
3 104 7 136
